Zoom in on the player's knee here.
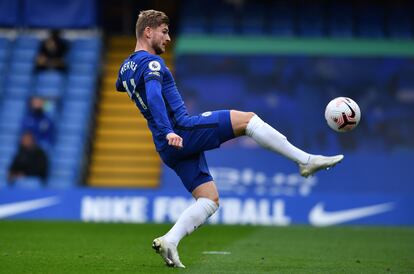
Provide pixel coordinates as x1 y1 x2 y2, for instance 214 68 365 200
207 194 220 206
242 112 256 131
212 196 219 207
246 112 256 122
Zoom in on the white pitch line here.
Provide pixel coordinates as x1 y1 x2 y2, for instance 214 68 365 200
202 251 231 255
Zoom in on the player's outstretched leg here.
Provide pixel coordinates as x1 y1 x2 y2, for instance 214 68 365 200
152 184 218 268
231 111 344 177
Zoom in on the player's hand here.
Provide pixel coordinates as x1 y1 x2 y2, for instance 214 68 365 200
166 133 183 149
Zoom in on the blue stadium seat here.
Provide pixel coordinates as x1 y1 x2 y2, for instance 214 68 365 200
0 37 10 62
0 99 26 117
355 4 385 38
0 121 21 134
245 55 275 77
56 122 88 137
297 3 325 37
66 87 94 101
0 142 17 162
0 60 6 74
209 2 237 34
0 37 10 51
69 63 96 75
182 74 246 109
387 7 413 39
328 2 354 38
61 100 91 114
269 2 295 36
0 73 5 96
13 176 43 189
50 157 80 175
179 16 207 34
54 134 83 147
0 49 7 63
35 71 65 98
49 144 83 185
240 3 265 35
0 177 7 189
14 36 40 51
47 178 75 189
69 50 99 64
0 99 26 135
10 61 34 75
7 74 32 90
67 74 96 90
70 38 101 52
5 86 31 99
12 49 38 63
0 136 18 170
52 143 83 160
179 1 208 34
0 133 18 147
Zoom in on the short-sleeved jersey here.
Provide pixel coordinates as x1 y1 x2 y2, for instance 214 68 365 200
116 50 189 151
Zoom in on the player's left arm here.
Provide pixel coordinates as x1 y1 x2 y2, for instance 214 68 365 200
145 79 183 149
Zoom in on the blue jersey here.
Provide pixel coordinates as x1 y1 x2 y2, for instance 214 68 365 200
116 50 235 192
116 50 188 151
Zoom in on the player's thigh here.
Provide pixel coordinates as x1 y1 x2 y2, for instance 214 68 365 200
192 181 219 205
165 152 214 194
178 110 234 154
230 110 255 137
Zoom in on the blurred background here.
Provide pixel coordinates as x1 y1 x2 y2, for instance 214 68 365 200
0 0 413 225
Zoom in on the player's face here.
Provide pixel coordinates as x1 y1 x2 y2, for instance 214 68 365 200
151 23 170 55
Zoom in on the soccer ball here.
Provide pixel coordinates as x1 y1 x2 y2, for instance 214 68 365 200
325 97 361 132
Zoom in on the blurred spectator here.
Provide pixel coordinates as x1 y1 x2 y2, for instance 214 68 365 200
35 30 67 72
8 132 49 185
22 97 55 150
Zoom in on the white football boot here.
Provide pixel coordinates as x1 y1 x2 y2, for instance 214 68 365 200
152 237 186 268
299 154 344 177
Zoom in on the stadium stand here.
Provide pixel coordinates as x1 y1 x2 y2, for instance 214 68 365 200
179 0 413 39
0 32 101 189
175 53 414 153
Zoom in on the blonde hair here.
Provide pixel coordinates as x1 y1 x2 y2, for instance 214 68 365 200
136 10 169 38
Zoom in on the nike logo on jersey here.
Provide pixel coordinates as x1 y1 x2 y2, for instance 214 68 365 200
309 202 394 226
0 197 60 218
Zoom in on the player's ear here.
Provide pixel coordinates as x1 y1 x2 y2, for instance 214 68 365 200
144 27 152 39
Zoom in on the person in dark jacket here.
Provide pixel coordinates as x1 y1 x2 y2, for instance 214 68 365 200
8 132 49 185
35 30 67 72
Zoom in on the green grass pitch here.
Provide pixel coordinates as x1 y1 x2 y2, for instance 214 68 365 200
0 221 413 273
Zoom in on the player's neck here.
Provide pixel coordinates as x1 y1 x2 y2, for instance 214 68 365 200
135 40 155 55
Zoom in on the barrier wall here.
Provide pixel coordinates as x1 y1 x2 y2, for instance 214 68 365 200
1 148 413 226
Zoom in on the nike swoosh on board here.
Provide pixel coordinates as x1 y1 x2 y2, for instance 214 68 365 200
309 202 394 227
0 197 60 218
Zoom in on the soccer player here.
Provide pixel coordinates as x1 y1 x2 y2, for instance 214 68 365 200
116 10 344 268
